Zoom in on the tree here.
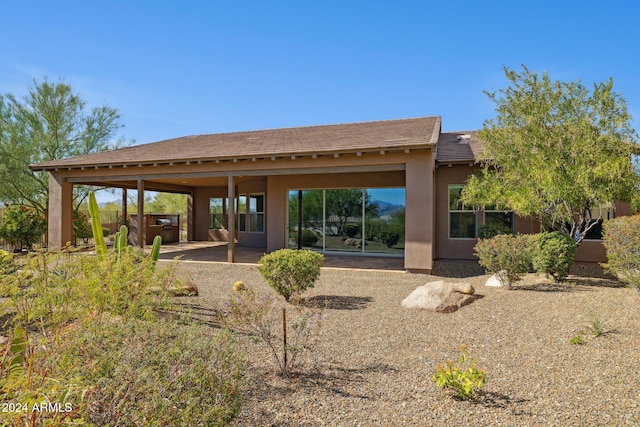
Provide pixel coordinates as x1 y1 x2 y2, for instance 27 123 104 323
0 205 46 250
461 66 639 243
0 78 126 215
146 192 188 215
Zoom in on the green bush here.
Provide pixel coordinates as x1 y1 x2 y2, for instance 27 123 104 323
531 231 577 282
380 230 400 247
478 223 512 239
602 215 640 291
475 234 533 289
73 209 93 242
0 205 46 250
258 249 324 302
342 223 360 238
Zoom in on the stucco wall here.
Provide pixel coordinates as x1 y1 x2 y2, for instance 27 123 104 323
192 178 267 247
434 164 480 260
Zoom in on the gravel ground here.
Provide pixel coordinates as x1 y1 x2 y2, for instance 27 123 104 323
164 260 640 426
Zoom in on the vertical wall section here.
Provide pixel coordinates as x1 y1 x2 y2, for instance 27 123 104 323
405 151 435 272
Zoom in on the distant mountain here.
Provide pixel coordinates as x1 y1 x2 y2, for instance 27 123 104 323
373 201 404 217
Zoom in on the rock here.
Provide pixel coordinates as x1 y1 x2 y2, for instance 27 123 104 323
485 271 511 288
485 274 503 287
147 284 199 297
402 281 476 313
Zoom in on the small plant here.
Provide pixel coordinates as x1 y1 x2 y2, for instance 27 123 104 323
432 345 486 400
233 280 246 292
589 314 605 337
258 249 324 302
569 334 584 345
474 234 533 289
531 231 577 282
221 282 322 377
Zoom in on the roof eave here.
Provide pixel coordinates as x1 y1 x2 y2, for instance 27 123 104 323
30 143 438 172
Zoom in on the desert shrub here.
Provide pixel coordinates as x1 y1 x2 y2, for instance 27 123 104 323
602 215 640 292
73 209 93 243
477 223 512 239
258 249 324 302
71 320 244 426
380 230 400 247
342 223 359 238
364 217 385 241
221 283 322 377
531 231 577 282
0 249 177 332
0 205 46 250
0 246 237 426
0 249 14 275
475 234 533 289
432 345 487 400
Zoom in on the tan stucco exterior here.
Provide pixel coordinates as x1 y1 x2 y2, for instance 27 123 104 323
44 149 439 271
39 117 625 269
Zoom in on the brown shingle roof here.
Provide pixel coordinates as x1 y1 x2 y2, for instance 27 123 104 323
435 131 483 163
31 116 442 171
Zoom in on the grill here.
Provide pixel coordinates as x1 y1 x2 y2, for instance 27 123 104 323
156 218 173 230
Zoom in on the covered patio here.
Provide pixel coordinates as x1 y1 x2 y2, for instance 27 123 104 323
32 117 441 272
156 241 406 271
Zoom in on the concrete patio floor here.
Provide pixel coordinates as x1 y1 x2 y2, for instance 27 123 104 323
156 241 406 271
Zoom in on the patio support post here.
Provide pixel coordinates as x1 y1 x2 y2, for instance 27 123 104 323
227 174 235 262
47 173 73 249
137 179 145 248
187 192 194 241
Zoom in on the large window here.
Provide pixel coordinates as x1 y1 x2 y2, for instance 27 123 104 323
484 205 514 233
209 198 226 229
287 188 405 255
249 194 264 232
449 185 477 239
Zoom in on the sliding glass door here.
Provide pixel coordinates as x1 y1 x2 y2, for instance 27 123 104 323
288 187 405 255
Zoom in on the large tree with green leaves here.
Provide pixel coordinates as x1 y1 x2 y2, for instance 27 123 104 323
461 66 639 243
0 78 126 214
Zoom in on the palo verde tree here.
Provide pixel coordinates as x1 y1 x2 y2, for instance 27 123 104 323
461 66 639 244
0 78 126 215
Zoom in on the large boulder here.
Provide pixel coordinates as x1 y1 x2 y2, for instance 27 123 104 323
402 280 476 313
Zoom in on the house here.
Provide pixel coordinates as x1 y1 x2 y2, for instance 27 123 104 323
31 116 627 272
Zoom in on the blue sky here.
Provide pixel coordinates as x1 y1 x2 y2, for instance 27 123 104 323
2 0 640 148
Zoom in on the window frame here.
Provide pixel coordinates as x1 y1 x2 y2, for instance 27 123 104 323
448 184 477 239
483 207 515 234
248 193 265 233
